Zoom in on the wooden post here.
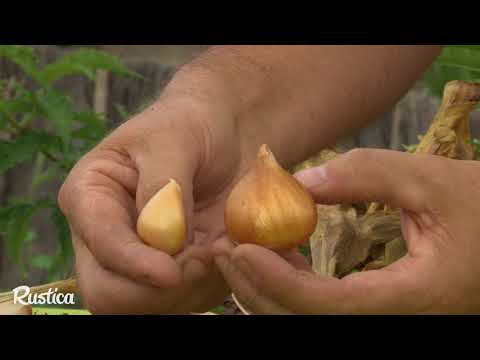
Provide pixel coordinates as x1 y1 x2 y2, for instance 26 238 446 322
94 70 109 116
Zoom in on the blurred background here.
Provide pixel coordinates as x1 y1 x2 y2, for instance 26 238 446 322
0 45 479 293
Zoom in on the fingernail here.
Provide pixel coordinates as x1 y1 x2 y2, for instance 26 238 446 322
294 166 328 189
234 257 256 283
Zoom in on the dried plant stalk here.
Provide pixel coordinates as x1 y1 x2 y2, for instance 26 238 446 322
0 302 32 315
306 80 480 277
291 148 340 174
309 204 402 277
231 293 252 316
414 80 480 159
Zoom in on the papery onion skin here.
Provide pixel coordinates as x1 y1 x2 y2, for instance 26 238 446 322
225 145 318 252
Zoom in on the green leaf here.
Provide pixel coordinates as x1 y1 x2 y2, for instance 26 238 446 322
30 164 62 192
0 199 55 275
32 308 91 316
40 49 141 84
0 83 37 132
0 45 41 82
72 111 107 142
447 45 480 52
0 99 34 118
211 306 225 315
114 104 131 120
57 145 86 172
470 138 480 159
0 113 7 130
436 47 480 73
35 89 75 144
0 132 63 175
4 203 38 268
0 204 17 233
44 205 73 281
402 144 418 153
50 205 73 265
24 230 37 244
299 245 311 258
31 255 55 270
423 62 478 98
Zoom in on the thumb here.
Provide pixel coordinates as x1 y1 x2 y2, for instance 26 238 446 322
294 148 440 213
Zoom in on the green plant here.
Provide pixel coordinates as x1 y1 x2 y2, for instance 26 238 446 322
0 45 138 283
424 45 480 98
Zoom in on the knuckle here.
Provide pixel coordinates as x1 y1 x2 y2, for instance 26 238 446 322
410 155 456 204
293 269 316 283
57 165 90 217
57 180 71 215
118 241 157 284
332 148 377 182
418 154 452 179
233 244 257 261
343 148 375 164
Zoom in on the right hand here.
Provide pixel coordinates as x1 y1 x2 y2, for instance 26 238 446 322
58 93 246 314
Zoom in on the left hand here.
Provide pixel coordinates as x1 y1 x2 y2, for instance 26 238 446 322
213 148 480 315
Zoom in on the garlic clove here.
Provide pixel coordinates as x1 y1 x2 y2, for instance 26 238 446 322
137 179 187 256
225 145 318 252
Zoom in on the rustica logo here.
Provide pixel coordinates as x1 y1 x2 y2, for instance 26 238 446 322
12 286 75 306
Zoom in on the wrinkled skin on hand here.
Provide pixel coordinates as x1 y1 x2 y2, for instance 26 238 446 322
214 149 480 315
58 97 245 314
